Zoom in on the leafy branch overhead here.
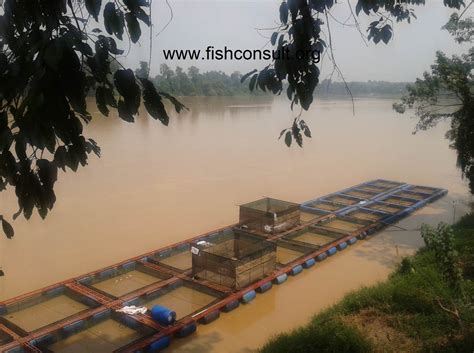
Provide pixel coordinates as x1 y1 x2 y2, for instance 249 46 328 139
241 0 466 147
394 11 474 193
0 0 185 237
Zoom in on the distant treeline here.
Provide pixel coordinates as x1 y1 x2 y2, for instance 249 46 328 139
138 63 262 97
316 80 410 96
136 62 410 97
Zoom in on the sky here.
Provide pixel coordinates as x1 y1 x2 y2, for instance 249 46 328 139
122 0 472 82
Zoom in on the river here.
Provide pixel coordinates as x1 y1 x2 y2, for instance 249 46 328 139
0 96 471 352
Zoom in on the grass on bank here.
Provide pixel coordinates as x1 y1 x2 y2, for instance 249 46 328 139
260 213 474 353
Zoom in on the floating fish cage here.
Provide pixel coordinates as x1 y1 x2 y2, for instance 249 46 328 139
0 286 100 335
342 208 390 222
303 199 346 212
0 179 447 353
192 229 276 289
149 244 193 272
300 209 329 222
128 280 223 321
39 310 155 353
364 201 406 215
239 197 300 234
275 239 315 265
283 226 345 248
79 262 171 298
315 215 372 234
342 188 379 200
324 194 363 206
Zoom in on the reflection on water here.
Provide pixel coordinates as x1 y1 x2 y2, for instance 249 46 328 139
0 96 472 351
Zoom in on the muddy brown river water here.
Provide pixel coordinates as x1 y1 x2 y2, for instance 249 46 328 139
0 96 471 352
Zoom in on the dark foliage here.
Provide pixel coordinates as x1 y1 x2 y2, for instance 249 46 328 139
241 0 466 146
149 64 269 97
140 62 411 97
0 0 184 237
394 12 473 193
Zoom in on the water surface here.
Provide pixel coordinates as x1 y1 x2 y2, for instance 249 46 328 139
0 96 471 351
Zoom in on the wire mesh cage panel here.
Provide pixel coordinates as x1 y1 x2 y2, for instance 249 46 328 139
239 197 300 234
283 226 344 248
192 230 276 290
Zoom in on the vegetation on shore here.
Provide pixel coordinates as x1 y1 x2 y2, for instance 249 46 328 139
135 62 410 98
260 213 474 353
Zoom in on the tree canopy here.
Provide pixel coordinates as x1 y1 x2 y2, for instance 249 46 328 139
241 0 466 147
394 10 474 193
137 63 268 96
135 63 410 97
0 0 185 237
0 0 469 238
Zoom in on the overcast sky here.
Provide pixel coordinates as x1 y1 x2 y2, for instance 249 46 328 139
122 0 472 82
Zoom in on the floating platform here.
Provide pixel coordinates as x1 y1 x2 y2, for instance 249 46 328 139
0 180 447 353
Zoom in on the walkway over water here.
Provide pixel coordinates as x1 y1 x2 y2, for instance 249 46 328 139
0 179 446 353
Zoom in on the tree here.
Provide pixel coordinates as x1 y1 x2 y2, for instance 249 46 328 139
393 10 473 193
188 66 200 82
241 0 466 147
0 0 186 238
135 60 149 79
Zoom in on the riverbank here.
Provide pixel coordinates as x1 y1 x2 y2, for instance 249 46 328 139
260 213 474 353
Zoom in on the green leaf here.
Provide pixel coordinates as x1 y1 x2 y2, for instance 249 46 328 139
54 146 68 171
284 130 292 147
279 2 288 24
96 86 109 116
104 3 125 40
125 12 141 43
114 69 140 114
381 25 392 44
159 92 187 113
104 3 116 35
286 86 293 100
240 69 258 83
271 32 278 46
134 7 151 26
1 217 14 239
140 79 170 126
85 0 102 22
302 122 311 138
278 129 287 139
117 100 135 122
355 1 362 15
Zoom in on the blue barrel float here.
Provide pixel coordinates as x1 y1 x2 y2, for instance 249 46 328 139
273 273 288 285
347 237 357 245
241 290 256 304
222 299 240 312
149 336 171 352
337 242 347 251
175 322 197 338
327 247 337 256
198 310 220 324
256 281 272 293
290 265 303 276
151 305 176 326
303 258 316 268
316 252 327 262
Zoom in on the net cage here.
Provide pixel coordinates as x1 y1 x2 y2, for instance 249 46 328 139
239 197 300 234
191 229 277 290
